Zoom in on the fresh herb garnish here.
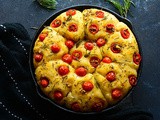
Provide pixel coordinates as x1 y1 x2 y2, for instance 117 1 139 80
37 0 57 9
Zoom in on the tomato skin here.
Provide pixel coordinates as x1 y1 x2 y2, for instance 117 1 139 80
84 42 94 50
129 75 137 86
106 24 115 33
68 24 78 32
72 50 82 60
133 53 141 65
106 71 116 82
120 28 130 39
102 56 112 63
39 33 48 41
66 9 76 16
58 65 69 76
111 43 121 53
89 24 99 35
54 91 63 101
82 81 94 92
65 40 74 49
40 78 49 88
96 38 106 47
51 44 60 53
96 11 104 18
112 89 122 99
92 101 103 112
51 19 61 28
75 67 87 77
90 57 100 68
62 54 72 64
34 53 43 62
71 102 81 112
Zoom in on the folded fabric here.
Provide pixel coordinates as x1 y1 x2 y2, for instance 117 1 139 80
0 23 153 120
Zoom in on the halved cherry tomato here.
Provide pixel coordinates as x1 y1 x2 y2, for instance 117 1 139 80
39 33 48 42
96 11 104 18
72 50 82 60
112 89 122 99
92 101 103 111
102 56 112 63
111 43 121 53
82 81 94 92
106 24 115 33
51 44 60 53
68 24 78 32
89 24 99 35
66 9 76 16
90 57 100 68
65 40 74 49
34 53 43 62
96 38 106 47
106 71 116 82
54 91 63 101
75 67 87 77
129 75 137 86
120 28 130 39
40 77 49 88
51 19 61 28
71 102 81 112
133 53 141 65
58 65 69 76
62 54 72 64
84 42 94 50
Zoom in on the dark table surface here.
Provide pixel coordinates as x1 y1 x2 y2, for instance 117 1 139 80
0 0 160 120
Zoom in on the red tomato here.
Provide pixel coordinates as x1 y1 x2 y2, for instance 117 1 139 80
106 71 116 82
90 57 100 68
82 81 94 92
84 42 94 50
92 101 103 111
96 38 106 47
129 75 137 86
54 91 63 101
71 102 81 112
58 65 69 76
72 50 82 60
75 67 87 77
112 89 122 99
39 33 48 42
62 54 72 64
111 43 121 53
66 9 76 16
51 19 61 28
40 78 49 88
68 24 78 32
106 24 115 33
96 11 104 18
34 53 43 62
120 28 130 39
65 40 74 49
102 56 112 63
89 24 99 35
133 53 141 65
51 44 60 53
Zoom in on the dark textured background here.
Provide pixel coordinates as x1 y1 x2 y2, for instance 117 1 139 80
0 0 160 119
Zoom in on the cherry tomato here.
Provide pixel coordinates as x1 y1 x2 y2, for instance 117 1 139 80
65 40 74 49
96 38 106 47
84 42 94 50
75 67 87 77
72 50 82 60
71 102 81 112
51 44 60 53
120 28 130 39
106 71 116 82
82 81 94 92
39 33 48 42
106 24 115 33
54 91 63 101
51 19 61 28
62 54 72 64
111 43 121 53
90 57 100 68
133 53 141 65
40 78 49 88
102 56 112 63
66 9 76 16
58 65 69 76
68 24 78 32
129 75 137 86
96 11 104 18
112 89 122 99
34 53 43 62
92 101 103 111
89 24 99 35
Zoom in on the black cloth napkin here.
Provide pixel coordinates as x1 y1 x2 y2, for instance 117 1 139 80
0 23 153 120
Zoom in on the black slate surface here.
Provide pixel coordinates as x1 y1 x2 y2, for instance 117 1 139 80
0 0 160 120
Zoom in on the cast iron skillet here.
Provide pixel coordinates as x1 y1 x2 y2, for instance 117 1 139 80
29 5 142 115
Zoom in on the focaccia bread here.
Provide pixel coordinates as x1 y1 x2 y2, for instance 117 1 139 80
33 8 141 112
